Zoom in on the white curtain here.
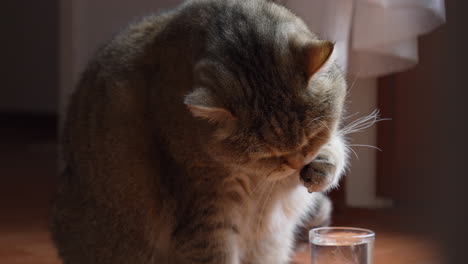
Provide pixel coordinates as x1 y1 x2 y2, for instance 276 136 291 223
284 0 445 207
284 0 446 77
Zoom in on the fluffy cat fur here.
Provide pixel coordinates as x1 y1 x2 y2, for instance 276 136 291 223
51 0 348 263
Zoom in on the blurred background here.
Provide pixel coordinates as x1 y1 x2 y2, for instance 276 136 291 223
1 0 467 263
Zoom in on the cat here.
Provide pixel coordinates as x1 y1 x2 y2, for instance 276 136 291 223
51 0 348 263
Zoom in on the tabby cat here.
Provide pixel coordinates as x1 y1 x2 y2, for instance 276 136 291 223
52 0 348 263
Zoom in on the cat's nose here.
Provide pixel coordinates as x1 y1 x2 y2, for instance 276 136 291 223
284 153 305 170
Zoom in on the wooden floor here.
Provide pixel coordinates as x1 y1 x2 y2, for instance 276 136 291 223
0 115 60 264
292 210 443 264
0 115 444 264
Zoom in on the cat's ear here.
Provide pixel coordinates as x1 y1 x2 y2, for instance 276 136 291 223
303 41 334 79
184 88 236 122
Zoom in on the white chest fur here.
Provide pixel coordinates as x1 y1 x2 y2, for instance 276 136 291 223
228 173 317 263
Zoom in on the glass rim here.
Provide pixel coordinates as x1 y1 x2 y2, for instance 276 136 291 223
309 226 375 239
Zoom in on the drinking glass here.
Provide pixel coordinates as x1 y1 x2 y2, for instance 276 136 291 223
309 227 375 264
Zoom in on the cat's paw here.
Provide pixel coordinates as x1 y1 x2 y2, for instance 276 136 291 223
300 134 347 192
300 155 336 192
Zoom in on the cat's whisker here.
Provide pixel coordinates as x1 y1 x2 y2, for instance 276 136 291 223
317 120 332 135
345 68 362 96
343 110 378 130
344 116 391 135
348 144 382 152
345 109 379 125
342 111 360 120
340 109 389 136
306 116 325 127
346 145 360 160
313 120 333 141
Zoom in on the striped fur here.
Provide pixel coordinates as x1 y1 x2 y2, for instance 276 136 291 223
51 0 347 263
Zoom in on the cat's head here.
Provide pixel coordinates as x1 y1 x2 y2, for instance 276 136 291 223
184 1 346 181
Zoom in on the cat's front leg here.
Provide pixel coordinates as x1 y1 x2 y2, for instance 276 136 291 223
179 237 240 264
300 133 347 193
173 209 241 264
